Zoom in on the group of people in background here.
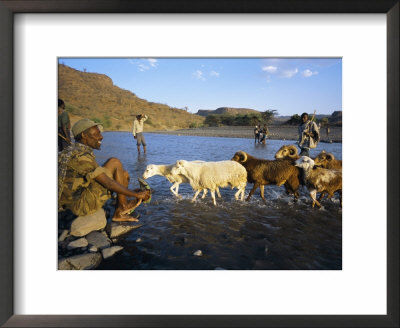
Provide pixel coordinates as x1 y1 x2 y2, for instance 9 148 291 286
253 124 269 144
252 113 320 156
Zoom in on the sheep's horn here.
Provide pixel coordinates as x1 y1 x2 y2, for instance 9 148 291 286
237 151 247 162
287 145 298 156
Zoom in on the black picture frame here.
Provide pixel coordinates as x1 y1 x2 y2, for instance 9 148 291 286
1 0 398 327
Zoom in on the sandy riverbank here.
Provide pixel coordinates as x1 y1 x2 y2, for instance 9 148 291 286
148 125 342 143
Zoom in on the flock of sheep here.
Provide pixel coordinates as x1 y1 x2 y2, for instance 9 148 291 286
142 144 342 209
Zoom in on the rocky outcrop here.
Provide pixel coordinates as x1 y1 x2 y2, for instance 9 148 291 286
329 111 342 125
196 107 259 117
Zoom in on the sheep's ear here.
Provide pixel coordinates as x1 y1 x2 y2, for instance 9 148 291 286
321 150 326 153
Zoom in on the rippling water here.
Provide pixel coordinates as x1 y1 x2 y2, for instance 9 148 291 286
94 132 342 270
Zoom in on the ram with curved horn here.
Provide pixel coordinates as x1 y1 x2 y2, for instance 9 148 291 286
231 150 300 203
313 151 342 170
295 156 342 208
274 144 300 161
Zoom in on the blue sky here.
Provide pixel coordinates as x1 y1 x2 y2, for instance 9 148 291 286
59 58 342 116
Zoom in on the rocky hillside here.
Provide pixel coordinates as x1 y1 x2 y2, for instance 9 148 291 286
329 111 342 125
196 107 259 117
58 64 204 131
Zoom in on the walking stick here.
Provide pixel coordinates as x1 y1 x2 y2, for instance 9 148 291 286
58 133 72 144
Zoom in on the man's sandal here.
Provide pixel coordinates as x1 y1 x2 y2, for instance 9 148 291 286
120 199 142 216
112 213 140 222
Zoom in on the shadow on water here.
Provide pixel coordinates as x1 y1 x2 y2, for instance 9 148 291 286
95 132 342 270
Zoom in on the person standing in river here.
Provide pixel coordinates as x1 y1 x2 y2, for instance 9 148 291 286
132 113 148 155
58 98 71 151
253 125 260 143
298 112 320 156
58 118 150 222
260 124 269 144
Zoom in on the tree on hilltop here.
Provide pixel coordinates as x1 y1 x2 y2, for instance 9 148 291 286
261 109 277 124
287 114 301 125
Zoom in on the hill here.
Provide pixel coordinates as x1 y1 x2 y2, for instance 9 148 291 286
196 107 260 117
58 64 205 131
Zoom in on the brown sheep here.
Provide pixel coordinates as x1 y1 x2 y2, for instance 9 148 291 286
313 150 342 170
274 144 300 161
295 156 342 208
231 151 300 203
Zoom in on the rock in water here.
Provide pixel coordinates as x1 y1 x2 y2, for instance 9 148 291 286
86 231 111 250
193 250 202 256
58 253 102 270
106 223 143 239
102 246 123 259
67 237 89 250
70 208 107 237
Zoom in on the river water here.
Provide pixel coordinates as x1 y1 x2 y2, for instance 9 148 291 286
94 132 342 270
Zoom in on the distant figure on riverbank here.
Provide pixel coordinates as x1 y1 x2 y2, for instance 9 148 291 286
298 112 320 156
326 124 330 138
133 113 148 155
260 124 269 144
58 118 150 222
254 125 260 143
58 98 71 151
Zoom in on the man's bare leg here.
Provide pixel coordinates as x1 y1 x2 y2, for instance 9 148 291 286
143 145 146 154
103 157 141 222
137 145 140 155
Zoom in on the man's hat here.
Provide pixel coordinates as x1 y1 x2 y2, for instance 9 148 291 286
72 118 103 137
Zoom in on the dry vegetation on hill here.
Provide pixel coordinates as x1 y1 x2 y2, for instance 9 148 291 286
58 64 205 131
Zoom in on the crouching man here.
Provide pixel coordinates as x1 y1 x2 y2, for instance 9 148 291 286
58 118 150 222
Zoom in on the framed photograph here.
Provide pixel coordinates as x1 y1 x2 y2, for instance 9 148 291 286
1 1 398 327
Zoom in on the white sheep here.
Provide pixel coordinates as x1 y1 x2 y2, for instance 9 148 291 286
295 156 342 208
171 160 247 205
142 163 221 199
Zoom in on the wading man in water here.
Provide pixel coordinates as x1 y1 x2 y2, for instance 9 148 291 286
298 112 320 156
132 113 148 155
58 118 150 222
58 98 71 151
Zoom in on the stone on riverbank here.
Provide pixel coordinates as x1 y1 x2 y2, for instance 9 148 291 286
106 222 143 239
102 246 123 259
88 245 98 253
86 231 111 250
70 209 107 237
67 237 88 250
58 253 102 270
58 229 69 242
